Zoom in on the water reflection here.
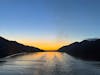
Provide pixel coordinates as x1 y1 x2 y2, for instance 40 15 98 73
0 52 100 75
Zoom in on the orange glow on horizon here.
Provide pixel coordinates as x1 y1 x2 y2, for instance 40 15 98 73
17 39 71 51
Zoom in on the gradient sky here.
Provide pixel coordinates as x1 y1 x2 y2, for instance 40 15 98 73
0 0 100 50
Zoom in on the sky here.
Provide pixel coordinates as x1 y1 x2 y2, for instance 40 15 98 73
0 0 100 50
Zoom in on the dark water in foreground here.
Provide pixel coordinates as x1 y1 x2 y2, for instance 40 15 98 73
0 52 100 75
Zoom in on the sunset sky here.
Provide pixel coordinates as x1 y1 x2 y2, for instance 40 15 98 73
0 0 100 50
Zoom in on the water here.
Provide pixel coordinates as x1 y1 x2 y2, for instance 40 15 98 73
0 52 100 75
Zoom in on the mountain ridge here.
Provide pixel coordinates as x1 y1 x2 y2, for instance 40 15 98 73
58 38 100 61
0 36 44 58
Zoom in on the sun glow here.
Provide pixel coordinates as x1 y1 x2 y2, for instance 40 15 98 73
18 39 70 51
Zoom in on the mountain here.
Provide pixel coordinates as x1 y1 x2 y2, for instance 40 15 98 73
58 39 100 61
0 36 44 58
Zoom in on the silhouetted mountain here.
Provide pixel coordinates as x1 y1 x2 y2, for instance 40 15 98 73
58 39 100 61
0 36 44 58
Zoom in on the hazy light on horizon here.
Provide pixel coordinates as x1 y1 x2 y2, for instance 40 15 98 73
17 38 70 50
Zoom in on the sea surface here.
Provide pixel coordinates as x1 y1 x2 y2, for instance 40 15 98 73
0 52 100 75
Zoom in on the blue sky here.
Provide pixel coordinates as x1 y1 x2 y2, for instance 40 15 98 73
0 0 100 49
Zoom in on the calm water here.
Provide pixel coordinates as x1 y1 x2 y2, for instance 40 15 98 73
0 52 100 75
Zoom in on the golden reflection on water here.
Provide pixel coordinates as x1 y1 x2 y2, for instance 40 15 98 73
1 52 100 75
19 52 63 60
6 52 65 75
12 52 64 66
